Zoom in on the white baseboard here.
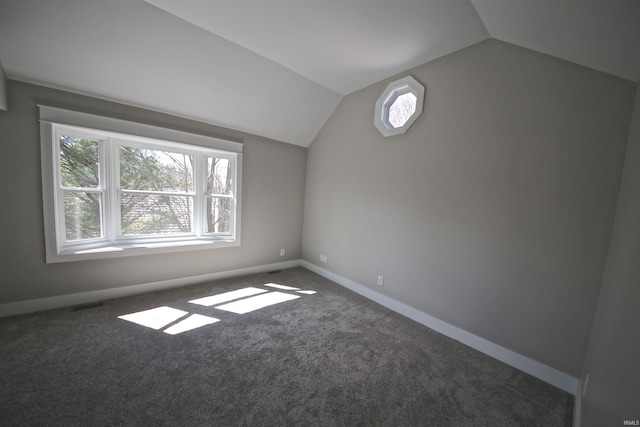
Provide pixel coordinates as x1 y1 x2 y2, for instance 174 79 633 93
0 260 299 318
0 257 581 400
300 260 579 396
573 379 582 426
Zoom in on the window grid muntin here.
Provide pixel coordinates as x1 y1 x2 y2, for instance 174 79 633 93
387 91 417 128
51 123 238 253
374 75 425 137
55 129 108 246
381 86 412 129
203 154 236 236
115 138 197 239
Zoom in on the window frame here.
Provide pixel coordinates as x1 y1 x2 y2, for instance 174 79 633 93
40 106 243 263
374 75 425 137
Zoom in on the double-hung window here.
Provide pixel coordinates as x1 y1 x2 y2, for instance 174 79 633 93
40 106 242 263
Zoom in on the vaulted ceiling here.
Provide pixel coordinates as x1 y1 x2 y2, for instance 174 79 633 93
1 1 639 147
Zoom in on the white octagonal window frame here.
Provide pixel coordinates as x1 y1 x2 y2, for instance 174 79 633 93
374 75 425 137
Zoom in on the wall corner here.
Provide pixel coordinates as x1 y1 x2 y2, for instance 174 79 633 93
0 61 8 111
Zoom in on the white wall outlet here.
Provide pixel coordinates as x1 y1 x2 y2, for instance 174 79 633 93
320 254 327 263
280 248 285 256
377 275 384 286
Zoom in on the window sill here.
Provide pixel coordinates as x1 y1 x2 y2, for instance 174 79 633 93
48 239 239 263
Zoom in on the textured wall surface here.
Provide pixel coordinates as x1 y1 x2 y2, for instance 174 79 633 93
581 81 640 425
0 80 307 304
302 39 635 377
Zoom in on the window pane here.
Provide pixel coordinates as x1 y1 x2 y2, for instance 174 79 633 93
206 197 231 233
388 92 417 128
206 157 232 195
120 146 193 193
63 191 102 241
121 193 193 235
60 136 99 188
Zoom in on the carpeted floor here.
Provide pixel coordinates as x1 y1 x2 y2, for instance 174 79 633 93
0 267 573 426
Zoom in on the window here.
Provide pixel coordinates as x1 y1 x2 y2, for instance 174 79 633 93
374 75 425 137
388 92 417 128
40 106 242 263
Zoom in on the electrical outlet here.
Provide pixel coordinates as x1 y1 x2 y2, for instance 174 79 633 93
280 248 285 256
320 254 327 263
377 275 384 286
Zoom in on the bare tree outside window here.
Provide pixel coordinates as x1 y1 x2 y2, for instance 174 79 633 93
59 136 102 241
120 146 194 236
44 113 242 262
388 93 417 129
374 75 424 137
206 157 232 233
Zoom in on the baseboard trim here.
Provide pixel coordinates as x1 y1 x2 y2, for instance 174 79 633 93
573 379 582 427
0 257 581 399
301 260 580 396
0 260 300 318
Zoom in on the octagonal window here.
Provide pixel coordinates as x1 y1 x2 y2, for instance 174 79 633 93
388 92 417 128
374 75 425 137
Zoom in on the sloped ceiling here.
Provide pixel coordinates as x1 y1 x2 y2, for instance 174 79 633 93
145 0 490 96
472 0 640 83
1 0 639 147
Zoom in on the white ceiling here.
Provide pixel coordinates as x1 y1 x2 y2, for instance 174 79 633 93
1 1 639 147
145 0 490 96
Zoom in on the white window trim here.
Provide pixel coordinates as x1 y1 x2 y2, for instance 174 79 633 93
374 75 425 137
39 106 243 263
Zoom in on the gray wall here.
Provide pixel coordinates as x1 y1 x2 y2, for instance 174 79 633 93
580 81 640 425
0 80 306 304
302 39 635 377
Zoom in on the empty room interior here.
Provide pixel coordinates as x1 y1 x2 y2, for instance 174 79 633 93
1 1 639 426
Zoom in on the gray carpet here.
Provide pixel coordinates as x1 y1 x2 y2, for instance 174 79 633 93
0 267 573 426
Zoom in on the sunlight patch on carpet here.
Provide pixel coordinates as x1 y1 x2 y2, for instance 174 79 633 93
118 306 188 330
215 291 300 314
164 314 220 335
264 283 299 291
189 287 268 307
118 282 315 335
